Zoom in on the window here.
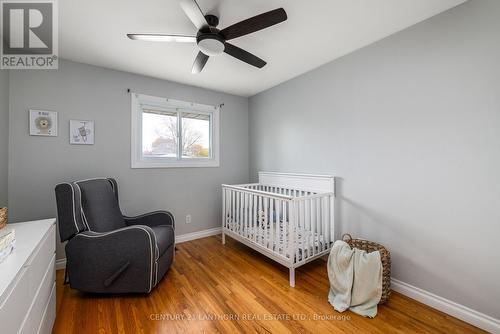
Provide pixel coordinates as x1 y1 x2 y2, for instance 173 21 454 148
131 93 220 168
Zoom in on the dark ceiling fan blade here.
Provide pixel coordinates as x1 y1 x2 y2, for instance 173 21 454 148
192 51 209 73
180 0 208 30
127 34 196 43
224 43 266 68
220 8 287 41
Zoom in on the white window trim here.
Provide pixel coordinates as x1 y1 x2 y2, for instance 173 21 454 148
131 93 220 168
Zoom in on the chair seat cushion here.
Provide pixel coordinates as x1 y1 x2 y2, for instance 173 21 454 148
151 225 175 256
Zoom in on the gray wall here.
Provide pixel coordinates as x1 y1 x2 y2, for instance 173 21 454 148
0 71 8 206
8 60 249 259
249 0 499 319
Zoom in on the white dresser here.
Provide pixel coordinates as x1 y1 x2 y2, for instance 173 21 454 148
0 219 56 334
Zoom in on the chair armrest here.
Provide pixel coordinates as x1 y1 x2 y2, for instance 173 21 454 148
124 211 175 229
65 225 158 293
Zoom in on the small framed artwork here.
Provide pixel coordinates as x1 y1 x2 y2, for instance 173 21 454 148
70 120 95 145
29 109 58 136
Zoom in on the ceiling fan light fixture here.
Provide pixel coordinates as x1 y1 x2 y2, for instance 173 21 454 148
197 34 225 56
128 0 288 73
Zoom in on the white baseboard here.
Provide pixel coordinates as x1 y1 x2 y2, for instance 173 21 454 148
55 258 66 270
392 278 500 333
175 227 222 244
55 227 222 270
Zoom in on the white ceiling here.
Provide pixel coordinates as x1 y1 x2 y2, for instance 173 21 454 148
59 0 466 97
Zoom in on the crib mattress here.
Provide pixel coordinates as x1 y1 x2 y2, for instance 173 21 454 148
225 220 331 261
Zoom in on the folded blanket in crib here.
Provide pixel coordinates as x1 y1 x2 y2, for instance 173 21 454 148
327 240 382 318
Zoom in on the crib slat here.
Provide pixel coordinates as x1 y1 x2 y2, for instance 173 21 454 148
323 196 332 249
316 197 325 253
250 193 253 242
229 189 232 230
233 190 236 233
263 196 269 248
275 199 281 254
249 192 253 241
297 201 301 262
230 190 236 232
226 189 229 229
247 192 251 239
330 194 335 246
258 194 262 244
253 193 257 243
293 201 299 264
237 189 240 232
283 200 288 258
249 193 252 241
321 197 326 252
291 200 298 262
302 199 307 259
327 196 332 251
270 198 274 251
245 192 249 238
241 192 245 235
227 189 230 231
222 189 226 231
316 197 321 253
241 193 248 238
326 195 331 250
281 199 285 256
239 191 243 234
233 190 237 233
260 196 269 247
240 191 244 236
241 192 244 237
301 200 311 257
311 198 316 256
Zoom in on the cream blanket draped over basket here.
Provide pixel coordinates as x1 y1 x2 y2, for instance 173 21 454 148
327 240 382 318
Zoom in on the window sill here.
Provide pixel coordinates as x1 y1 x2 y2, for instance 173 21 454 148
131 160 220 169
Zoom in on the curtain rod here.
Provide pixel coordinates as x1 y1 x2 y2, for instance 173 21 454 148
126 89 224 108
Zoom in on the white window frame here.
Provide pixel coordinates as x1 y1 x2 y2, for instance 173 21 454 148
131 93 220 168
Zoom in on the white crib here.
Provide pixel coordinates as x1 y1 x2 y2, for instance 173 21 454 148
222 172 335 287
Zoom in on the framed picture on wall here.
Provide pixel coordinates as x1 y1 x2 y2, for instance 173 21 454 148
70 120 95 145
29 110 58 136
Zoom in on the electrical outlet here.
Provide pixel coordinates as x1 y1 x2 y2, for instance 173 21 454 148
185 214 191 224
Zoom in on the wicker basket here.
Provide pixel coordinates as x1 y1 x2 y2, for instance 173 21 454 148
0 207 7 230
342 233 391 304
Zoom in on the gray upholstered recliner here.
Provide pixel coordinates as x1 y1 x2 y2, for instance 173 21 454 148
55 178 174 293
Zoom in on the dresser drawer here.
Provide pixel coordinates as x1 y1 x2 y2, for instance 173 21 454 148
37 282 56 334
0 267 31 334
37 282 55 334
26 224 56 300
19 255 56 334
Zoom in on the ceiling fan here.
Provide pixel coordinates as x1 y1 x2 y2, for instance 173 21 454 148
127 0 287 73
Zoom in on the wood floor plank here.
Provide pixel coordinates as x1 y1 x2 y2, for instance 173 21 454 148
53 235 485 334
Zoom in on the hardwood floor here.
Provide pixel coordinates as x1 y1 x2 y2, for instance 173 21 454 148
53 235 483 334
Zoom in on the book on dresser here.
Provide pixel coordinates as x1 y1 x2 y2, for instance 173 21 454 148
0 219 56 334
0 229 16 264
